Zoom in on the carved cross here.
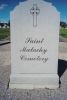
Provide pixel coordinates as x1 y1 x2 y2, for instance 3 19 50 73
30 4 40 27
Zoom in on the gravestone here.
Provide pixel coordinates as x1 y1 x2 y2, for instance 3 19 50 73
9 0 60 89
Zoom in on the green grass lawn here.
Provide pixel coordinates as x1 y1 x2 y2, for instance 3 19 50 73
60 27 67 38
0 28 10 40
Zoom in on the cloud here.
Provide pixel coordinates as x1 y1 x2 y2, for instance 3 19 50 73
0 4 8 10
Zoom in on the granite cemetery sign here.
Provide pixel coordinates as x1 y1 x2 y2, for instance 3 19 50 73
9 0 60 89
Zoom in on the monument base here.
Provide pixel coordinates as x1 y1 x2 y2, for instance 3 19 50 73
9 74 59 89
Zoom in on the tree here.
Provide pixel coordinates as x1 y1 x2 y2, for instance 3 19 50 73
8 21 10 27
0 23 4 28
60 21 67 28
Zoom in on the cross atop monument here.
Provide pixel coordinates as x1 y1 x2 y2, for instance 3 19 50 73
30 4 40 27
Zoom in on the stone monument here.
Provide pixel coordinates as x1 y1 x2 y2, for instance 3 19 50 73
9 0 60 89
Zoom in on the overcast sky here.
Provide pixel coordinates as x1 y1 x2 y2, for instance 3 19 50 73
0 0 67 23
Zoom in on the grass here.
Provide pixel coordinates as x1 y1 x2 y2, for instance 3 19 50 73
0 28 10 40
60 27 67 38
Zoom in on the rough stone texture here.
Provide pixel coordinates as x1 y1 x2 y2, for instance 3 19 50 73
0 43 67 100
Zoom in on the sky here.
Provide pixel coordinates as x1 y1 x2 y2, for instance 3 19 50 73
0 0 67 23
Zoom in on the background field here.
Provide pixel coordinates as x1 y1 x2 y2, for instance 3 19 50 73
0 28 10 40
60 27 67 38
